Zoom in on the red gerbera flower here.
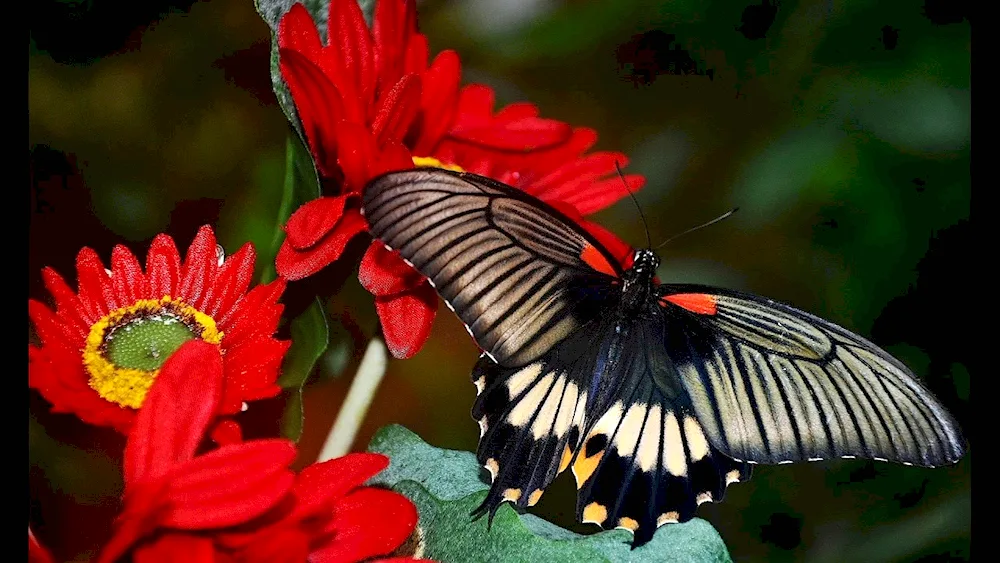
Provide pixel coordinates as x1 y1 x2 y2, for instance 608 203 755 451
28 225 290 433
274 0 645 359
215 454 418 563
98 340 421 563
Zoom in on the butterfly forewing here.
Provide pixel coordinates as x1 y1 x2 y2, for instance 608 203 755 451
363 169 622 366
659 285 965 467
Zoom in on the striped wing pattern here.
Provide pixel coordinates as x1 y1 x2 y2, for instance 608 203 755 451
469 308 750 544
569 317 751 544
661 286 965 468
361 168 965 546
363 169 620 366
469 353 589 521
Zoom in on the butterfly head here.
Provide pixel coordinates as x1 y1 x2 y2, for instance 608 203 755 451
621 249 660 311
631 249 660 277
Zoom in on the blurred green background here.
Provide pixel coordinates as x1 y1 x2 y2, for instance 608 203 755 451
29 0 970 561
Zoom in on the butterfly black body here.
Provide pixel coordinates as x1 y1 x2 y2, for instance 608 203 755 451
361 167 965 545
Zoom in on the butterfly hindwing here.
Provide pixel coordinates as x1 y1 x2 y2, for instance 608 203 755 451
569 312 751 543
470 354 589 518
363 168 622 366
659 285 965 467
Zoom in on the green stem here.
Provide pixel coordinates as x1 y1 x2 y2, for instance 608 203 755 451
318 335 388 460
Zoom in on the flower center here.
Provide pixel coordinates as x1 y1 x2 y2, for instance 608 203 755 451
83 296 222 409
412 156 464 172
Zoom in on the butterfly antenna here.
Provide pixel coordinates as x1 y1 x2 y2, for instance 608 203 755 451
654 207 739 250
615 160 651 249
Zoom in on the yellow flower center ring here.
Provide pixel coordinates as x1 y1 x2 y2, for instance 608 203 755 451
412 156 464 172
83 296 222 409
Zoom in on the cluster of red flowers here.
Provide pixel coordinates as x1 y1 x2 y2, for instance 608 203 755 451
29 0 644 560
29 229 422 562
94 340 419 563
276 0 642 358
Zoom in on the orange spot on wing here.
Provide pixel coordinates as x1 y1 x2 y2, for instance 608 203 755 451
580 244 618 277
662 293 718 315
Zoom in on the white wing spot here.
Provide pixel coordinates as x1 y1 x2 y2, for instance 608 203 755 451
485 458 499 481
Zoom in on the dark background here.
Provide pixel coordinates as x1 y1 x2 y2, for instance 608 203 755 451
29 0 970 561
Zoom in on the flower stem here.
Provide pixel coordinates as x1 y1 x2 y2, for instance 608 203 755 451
318 336 388 461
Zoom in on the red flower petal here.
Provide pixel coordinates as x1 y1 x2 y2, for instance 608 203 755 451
495 102 540 121
219 279 286 344
28 339 135 431
582 219 635 269
279 47 349 176
335 121 381 194
283 195 350 250
461 116 573 151
219 336 290 413
371 140 416 179
27 300 75 353
373 73 422 147
237 527 311 563
412 50 461 155
276 209 368 280
374 0 417 89
290 453 390 518
163 439 296 529
110 244 150 308
565 173 645 216
40 267 89 337
359 241 424 296
329 0 376 119
202 242 256 320
277 4 323 61
403 32 429 78
311 487 418 563
124 340 223 484
146 233 182 299
527 151 625 200
179 226 221 311
132 533 217 563
448 85 572 151
210 419 244 446
375 282 437 359
75 247 115 319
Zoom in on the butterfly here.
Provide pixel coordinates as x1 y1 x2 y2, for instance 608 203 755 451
361 167 966 544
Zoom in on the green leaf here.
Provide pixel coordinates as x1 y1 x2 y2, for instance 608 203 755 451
368 425 733 563
260 133 321 284
253 0 376 138
278 297 329 441
253 0 328 138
